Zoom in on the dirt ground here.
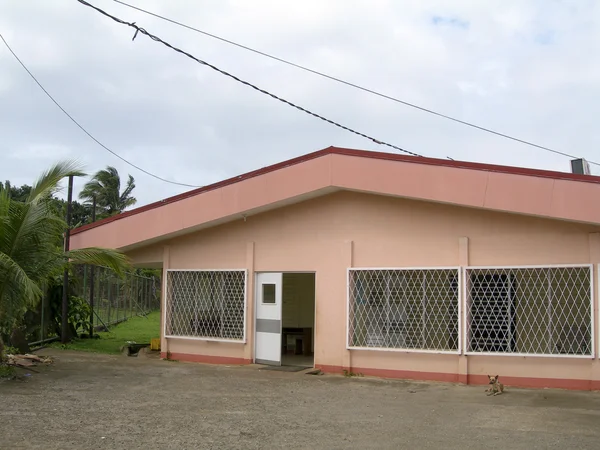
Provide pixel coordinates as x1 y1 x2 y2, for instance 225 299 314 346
1 349 600 449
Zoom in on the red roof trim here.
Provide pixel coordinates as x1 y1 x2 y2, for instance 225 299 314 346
71 146 600 235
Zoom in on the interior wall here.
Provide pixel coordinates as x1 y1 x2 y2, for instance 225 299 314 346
282 273 316 353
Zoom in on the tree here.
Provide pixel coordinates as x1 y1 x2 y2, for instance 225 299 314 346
1 181 93 227
79 166 137 219
0 181 31 202
0 161 131 360
53 199 93 229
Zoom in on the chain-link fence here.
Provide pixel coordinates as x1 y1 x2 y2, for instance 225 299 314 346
75 265 161 331
26 266 161 345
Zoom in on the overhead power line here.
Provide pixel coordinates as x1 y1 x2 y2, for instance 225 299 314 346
0 33 201 188
76 0 421 158
111 0 600 168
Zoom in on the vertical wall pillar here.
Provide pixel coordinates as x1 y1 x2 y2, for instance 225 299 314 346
589 233 600 390
342 240 354 372
245 242 256 363
458 237 469 384
161 245 171 358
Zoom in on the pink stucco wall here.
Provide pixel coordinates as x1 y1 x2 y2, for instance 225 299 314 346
150 191 600 389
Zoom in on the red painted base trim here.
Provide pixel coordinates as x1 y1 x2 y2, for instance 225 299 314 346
317 364 459 384
158 355 600 391
468 374 598 391
316 364 600 391
160 352 251 365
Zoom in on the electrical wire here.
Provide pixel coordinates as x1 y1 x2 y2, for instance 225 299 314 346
111 0 600 168
76 0 422 157
0 32 202 188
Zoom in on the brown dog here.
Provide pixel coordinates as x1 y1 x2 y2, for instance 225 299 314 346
485 375 504 396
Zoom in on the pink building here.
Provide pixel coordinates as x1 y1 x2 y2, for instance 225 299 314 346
70 146 600 390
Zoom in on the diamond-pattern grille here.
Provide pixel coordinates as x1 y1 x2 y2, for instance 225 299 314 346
348 269 460 351
165 270 246 341
466 266 592 355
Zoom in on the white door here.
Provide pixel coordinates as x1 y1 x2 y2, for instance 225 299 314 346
255 272 282 366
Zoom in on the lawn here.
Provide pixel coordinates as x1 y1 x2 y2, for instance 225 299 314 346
49 311 160 354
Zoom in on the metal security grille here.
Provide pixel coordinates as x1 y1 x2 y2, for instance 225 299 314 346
348 268 460 352
165 270 246 341
465 266 592 356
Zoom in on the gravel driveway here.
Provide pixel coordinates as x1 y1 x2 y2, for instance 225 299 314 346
1 349 600 449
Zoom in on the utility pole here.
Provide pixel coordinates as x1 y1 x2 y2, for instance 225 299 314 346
61 175 74 344
88 195 96 338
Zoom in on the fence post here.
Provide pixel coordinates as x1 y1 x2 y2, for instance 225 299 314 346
136 276 140 315
117 277 121 323
114 277 118 324
40 293 45 342
107 277 112 326
88 197 97 336
127 276 133 317
83 265 87 303
61 174 74 344
89 266 95 336
144 278 149 313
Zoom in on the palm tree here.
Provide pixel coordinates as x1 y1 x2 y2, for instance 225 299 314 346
79 166 137 220
0 161 131 359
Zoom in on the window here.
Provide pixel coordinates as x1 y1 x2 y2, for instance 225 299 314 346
347 268 460 352
468 273 516 352
466 266 592 356
262 284 276 304
165 270 246 341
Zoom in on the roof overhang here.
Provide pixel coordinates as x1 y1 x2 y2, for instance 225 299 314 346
119 186 339 252
70 146 600 252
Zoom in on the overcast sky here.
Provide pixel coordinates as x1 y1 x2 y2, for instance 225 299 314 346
1 0 599 208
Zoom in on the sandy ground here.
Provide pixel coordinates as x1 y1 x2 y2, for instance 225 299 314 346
1 349 600 449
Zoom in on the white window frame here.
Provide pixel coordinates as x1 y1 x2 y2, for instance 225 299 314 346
597 264 599 360
346 266 462 355
163 269 248 343
463 264 594 359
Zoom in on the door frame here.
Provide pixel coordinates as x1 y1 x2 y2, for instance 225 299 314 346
253 271 317 366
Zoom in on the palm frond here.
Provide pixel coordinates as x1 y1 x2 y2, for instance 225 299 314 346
78 180 103 200
119 175 137 211
80 166 134 215
0 200 30 258
0 162 136 334
0 250 43 312
28 160 86 204
120 175 136 199
66 247 131 277
2 195 66 277
0 187 10 218
120 197 137 210
0 190 13 255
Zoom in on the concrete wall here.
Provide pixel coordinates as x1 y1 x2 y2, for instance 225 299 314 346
154 191 600 389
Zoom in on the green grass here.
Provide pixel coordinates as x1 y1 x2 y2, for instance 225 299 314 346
48 311 161 355
94 308 133 326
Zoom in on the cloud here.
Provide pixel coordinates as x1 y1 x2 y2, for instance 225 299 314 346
431 15 470 29
9 143 73 161
534 30 556 45
1 0 599 210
